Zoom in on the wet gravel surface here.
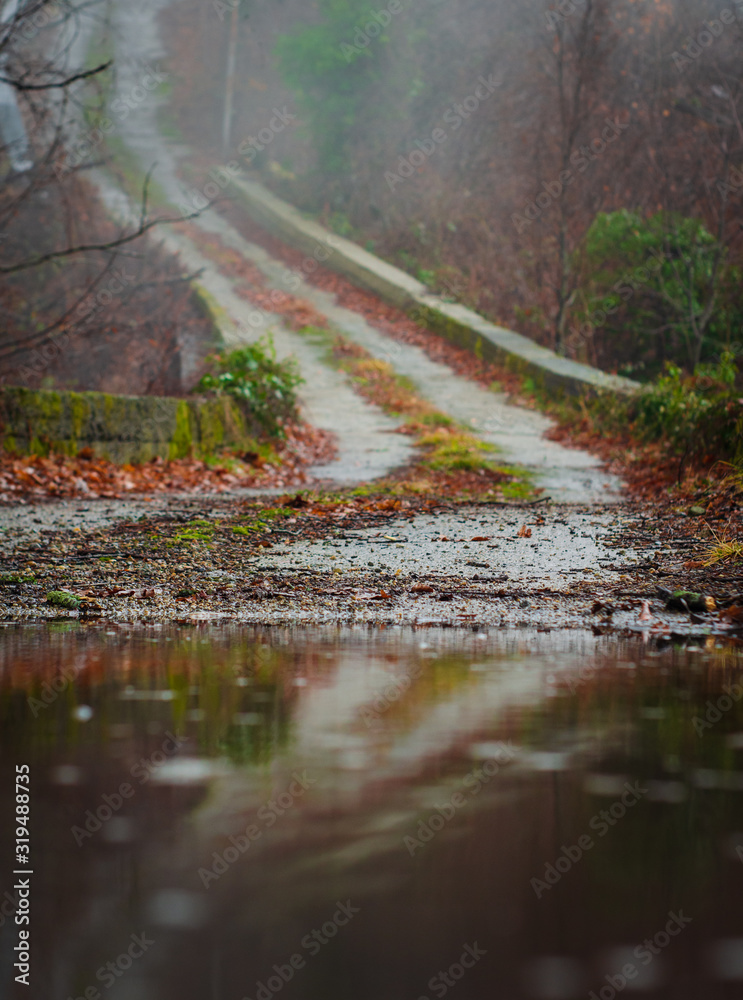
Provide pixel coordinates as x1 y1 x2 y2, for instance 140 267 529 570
0 494 739 637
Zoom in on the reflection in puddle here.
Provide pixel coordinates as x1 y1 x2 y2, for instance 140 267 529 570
1 625 743 999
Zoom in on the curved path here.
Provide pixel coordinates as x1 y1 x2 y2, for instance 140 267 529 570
73 0 623 502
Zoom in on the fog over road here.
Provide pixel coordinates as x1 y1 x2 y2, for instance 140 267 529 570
75 0 623 503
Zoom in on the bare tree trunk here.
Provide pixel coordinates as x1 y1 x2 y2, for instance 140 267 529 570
222 5 239 155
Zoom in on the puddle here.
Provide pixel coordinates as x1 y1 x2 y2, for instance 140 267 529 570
1 625 743 998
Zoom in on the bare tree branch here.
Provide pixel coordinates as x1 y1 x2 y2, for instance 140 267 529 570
0 59 112 91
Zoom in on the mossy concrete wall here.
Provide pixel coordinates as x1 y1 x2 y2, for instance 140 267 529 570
231 176 639 399
0 386 259 463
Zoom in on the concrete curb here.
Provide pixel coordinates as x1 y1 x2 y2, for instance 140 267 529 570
230 176 640 398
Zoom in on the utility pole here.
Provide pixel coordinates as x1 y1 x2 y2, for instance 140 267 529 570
222 4 239 156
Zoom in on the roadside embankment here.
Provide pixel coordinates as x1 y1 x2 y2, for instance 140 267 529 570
229 177 640 399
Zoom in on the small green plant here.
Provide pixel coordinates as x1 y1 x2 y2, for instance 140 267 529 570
418 412 455 428
197 337 303 438
46 591 81 610
0 573 35 585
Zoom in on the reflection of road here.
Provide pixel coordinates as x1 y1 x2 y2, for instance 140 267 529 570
5 628 742 999
73 0 623 500
188 632 587 857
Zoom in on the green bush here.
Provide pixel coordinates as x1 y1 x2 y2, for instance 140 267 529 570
594 353 743 466
631 353 742 464
197 337 303 438
572 209 743 376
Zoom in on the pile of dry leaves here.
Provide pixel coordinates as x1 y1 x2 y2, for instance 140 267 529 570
0 423 336 504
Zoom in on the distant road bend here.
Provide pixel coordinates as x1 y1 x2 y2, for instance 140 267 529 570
74 0 624 503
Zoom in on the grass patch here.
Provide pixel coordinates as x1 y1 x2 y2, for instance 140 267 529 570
704 539 743 566
418 428 495 473
703 518 743 566
294 325 532 499
236 506 294 534
170 519 216 546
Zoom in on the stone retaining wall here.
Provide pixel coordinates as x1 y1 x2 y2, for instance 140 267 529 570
0 386 259 464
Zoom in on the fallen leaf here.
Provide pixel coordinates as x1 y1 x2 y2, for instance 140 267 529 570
285 492 309 508
591 601 614 615
470 536 491 542
517 525 532 538
410 583 434 593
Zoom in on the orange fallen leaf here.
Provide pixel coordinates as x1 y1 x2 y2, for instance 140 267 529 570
470 536 491 542
517 525 532 538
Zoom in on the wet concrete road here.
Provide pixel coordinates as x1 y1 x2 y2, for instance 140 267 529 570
74 0 622 502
